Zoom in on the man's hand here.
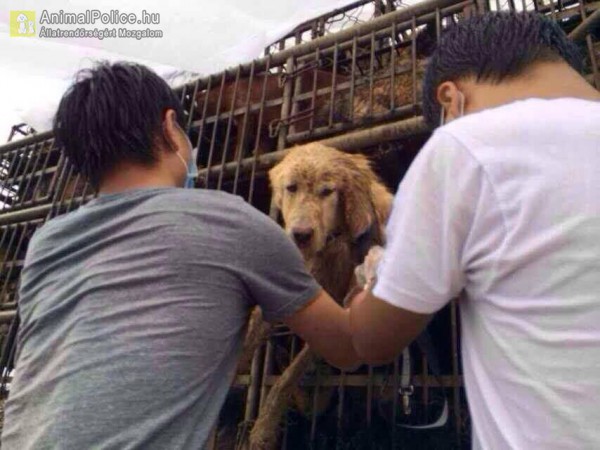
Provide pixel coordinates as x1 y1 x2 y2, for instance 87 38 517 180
344 245 385 308
349 289 431 366
349 246 431 366
355 245 385 289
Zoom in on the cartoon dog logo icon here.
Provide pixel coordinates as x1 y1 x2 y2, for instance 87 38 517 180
11 11 35 37
16 13 29 34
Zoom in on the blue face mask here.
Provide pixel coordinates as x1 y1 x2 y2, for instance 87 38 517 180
177 147 199 189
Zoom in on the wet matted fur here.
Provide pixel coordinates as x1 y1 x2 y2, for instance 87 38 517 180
244 143 394 449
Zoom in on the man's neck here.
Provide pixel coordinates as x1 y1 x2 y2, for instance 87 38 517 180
464 62 600 114
98 163 178 195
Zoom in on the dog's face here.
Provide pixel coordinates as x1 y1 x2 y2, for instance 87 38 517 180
274 162 341 258
269 144 377 260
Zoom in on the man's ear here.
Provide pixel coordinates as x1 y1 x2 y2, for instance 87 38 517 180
162 109 186 153
437 81 463 123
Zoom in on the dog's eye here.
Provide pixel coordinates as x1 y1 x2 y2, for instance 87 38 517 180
320 187 334 198
286 184 297 193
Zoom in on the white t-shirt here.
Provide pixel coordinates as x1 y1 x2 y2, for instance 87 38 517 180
373 98 600 450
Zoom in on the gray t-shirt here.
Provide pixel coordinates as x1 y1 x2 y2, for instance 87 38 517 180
2 187 320 450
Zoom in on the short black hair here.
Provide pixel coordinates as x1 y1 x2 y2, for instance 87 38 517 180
53 61 186 188
422 11 584 128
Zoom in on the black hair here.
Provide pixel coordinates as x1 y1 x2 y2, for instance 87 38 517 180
422 11 584 128
53 61 186 188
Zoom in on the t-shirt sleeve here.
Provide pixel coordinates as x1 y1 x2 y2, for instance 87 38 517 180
372 130 485 314
235 201 321 323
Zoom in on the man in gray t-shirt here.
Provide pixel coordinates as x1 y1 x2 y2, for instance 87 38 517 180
2 62 360 449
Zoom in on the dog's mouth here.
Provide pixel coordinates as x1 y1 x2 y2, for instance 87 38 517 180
288 233 319 256
294 238 312 250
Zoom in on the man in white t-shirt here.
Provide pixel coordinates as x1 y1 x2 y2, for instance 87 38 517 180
347 11 600 449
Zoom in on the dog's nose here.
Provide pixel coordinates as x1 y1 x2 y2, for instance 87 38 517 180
292 228 314 246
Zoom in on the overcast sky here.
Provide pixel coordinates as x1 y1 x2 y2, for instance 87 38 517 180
1 0 373 142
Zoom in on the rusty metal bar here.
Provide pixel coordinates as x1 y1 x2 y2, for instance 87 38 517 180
411 16 418 111
185 80 201 132
35 135 56 204
288 31 304 138
0 149 22 212
278 56 296 150
391 357 400 446
366 365 374 426
0 131 53 155
17 142 43 208
198 116 427 182
285 102 418 143
46 155 72 220
6 148 29 209
65 173 83 214
244 345 264 423
586 34 599 89
194 75 213 171
0 226 19 299
309 370 321 443
217 65 243 190
450 299 461 441
390 22 397 111
309 49 320 132
281 333 300 449
1 223 28 302
171 0 471 99
579 4 600 89
9 144 33 208
328 42 340 128
350 37 358 123
0 310 16 324
336 370 347 443
46 150 64 201
549 0 557 20
24 141 50 206
248 58 273 204
569 8 600 41
369 31 376 117
258 341 274 412
234 373 463 388
205 73 228 188
233 62 256 194
272 0 374 46
294 1 474 65
423 353 429 410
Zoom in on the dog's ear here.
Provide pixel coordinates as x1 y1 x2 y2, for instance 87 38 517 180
341 153 377 239
370 180 394 227
268 162 284 210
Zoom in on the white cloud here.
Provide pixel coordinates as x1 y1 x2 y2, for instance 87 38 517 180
0 0 377 140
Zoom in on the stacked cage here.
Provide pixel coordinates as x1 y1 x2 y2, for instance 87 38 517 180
0 0 598 447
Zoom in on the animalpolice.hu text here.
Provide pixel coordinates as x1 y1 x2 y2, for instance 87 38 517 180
39 10 159 25
38 27 163 40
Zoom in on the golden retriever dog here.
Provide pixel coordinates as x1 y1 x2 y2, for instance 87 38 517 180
246 143 393 449
269 142 393 301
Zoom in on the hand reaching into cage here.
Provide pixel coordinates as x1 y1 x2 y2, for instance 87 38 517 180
356 245 384 289
343 245 384 308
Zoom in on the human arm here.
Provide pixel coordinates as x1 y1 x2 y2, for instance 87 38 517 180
348 131 487 364
283 289 360 371
237 203 361 370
